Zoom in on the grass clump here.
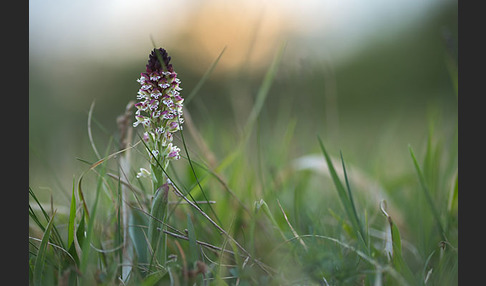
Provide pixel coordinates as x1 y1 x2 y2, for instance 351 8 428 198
29 44 457 285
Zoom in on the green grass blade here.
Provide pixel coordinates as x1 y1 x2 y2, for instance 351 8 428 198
409 145 446 241
29 204 45 233
187 213 199 266
380 201 415 284
29 188 49 222
185 46 227 106
68 176 77 248
179 121 222 225
33 211 57 286
190 43 286 195
317 138 348 208
244 42 286 136
194 44 285 187
76 210 86 249
340 151 367 248
79 160 105 275
447 171 458 216
254 199 287 241
141 269 168 286
87 100 101 160
317 136 366 250
29 187 65 249
390 219 415 284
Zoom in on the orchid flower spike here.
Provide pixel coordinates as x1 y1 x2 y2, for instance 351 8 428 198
133 48 184 170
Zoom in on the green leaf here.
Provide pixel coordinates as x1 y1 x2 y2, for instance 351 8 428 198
76 210 86 248
33 211 57 286
141 269 168 286
147 184 169 268
380 201 415 284
129 208 149 266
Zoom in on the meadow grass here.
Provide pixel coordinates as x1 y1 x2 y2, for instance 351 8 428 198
29 45 458 285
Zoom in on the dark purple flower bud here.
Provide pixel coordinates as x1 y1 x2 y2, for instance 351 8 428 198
146 48 173 73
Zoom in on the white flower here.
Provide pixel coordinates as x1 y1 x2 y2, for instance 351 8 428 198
151 149 160 159
136 168 151 178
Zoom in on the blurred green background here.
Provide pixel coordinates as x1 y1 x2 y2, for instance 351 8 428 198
29 0 457 204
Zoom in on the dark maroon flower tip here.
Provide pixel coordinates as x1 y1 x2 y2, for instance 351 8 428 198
146 48 174 73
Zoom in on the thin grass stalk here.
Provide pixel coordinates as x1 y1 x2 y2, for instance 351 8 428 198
178 118 222 226
29 188 65 249
33 211 57 286
409 145 446 241
88 100 101 160
184 46 227 106
117 101 135 281
276 199 308 251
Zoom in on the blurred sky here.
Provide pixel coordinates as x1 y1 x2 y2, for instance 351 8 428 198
30 0 454 67
29 0 457 197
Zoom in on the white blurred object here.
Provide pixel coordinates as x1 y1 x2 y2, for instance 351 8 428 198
292 154 389 205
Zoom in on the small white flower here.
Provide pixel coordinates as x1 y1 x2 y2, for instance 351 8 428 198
133 115 146 127
137 90 149 100
168 144 181 160
152 110 161 118
151 90 162 99
142 117 151 127
162 98 174 107
159 83 171 89
149 100 159 111
163 112 175 120
150 72 161 81
137 76 146 84
151 149 159 159
136 168 151 178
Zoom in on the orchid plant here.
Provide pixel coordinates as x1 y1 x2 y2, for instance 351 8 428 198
132 48 185 266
